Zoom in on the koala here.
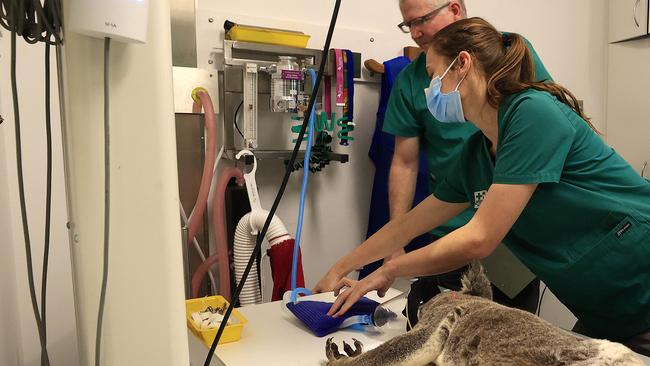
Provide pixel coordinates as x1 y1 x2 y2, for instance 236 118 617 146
325 263 644 366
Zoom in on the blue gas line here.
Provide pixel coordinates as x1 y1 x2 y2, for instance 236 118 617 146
290 68 318 302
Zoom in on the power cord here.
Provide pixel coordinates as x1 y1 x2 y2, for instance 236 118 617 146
95 37 111 366
10 27 51 366
2 1 63 364
0 0 63 45
536 284 548 317
233 100 244 138
203 1 342 364
41 40 54 366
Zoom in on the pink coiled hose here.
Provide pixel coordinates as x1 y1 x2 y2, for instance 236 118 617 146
191 166 244 300
187 90 217 245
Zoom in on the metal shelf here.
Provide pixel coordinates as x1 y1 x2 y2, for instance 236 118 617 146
226 149 348 164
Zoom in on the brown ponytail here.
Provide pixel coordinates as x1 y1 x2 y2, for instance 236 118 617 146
431 17 600 134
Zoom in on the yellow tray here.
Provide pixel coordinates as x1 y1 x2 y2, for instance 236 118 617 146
186 296 248 346
226 25 310 48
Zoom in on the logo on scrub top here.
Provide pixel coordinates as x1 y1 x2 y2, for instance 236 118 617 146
473 190 487 209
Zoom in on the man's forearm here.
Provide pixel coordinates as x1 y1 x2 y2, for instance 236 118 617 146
385 159 419 260
333 215 413 276
389 162 418 219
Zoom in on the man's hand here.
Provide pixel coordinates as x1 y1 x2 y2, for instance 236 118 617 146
327 266 394 317
312 268 345 294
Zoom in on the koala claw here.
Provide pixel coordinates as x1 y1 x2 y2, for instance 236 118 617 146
326 337 345 361
351 338 363 354
326 337 364 362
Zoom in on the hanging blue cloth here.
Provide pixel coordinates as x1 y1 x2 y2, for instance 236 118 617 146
360 56 432 279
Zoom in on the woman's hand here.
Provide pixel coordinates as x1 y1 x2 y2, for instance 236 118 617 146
327 266 395 317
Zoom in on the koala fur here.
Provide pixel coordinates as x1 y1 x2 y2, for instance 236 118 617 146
325 263 644 366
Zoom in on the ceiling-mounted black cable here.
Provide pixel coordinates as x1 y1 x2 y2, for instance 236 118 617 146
203 0 342 364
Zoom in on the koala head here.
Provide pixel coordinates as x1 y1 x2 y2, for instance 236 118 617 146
415 262 493 324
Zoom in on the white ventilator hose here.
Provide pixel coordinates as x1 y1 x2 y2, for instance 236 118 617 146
234 209 292 306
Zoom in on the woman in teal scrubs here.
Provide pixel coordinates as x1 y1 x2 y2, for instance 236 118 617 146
314 17 650 355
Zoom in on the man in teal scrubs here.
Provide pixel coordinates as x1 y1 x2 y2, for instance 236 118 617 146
315 18 650 356
382 0 550 314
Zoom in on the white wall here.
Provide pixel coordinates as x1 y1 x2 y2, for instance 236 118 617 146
60 0 190 364
467 0 609 132
0 33 80 366
606 38 650 174
0 101 21 366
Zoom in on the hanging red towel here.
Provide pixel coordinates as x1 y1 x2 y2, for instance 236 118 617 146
267 238 305 301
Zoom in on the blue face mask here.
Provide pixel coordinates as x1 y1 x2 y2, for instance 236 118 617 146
424 56 468 123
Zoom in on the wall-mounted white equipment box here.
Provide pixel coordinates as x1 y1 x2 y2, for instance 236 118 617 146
68 0 150 43
609 0 649 43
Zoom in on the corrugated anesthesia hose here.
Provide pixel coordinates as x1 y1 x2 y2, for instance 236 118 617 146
233 210 292 305
190 166 244 299
180 144 225 296
187 88 217 244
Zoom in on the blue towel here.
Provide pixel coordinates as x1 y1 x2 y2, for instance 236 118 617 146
286 297 379 337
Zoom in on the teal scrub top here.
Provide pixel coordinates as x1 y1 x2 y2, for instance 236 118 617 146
383 36 552 237
435 88 650 340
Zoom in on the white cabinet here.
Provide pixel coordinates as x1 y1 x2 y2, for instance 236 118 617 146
609 0 649 43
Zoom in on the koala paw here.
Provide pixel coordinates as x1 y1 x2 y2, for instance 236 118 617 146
326 337 363 363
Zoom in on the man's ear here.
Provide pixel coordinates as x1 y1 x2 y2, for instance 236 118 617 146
449 1 464 19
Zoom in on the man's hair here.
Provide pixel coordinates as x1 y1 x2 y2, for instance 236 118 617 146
400 0 467 18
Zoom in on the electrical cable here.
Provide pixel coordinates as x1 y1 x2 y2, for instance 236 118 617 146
203 1 342 363
95 37 111 366
234 100 244 138
10 26 51 366
1 2 63 365
0 0 64 45
41 40 53 366
537 284 548 317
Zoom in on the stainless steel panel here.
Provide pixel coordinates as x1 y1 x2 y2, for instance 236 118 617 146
224 40 322 69
224 66 272 93
171 0 197 67
175 113 211 298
